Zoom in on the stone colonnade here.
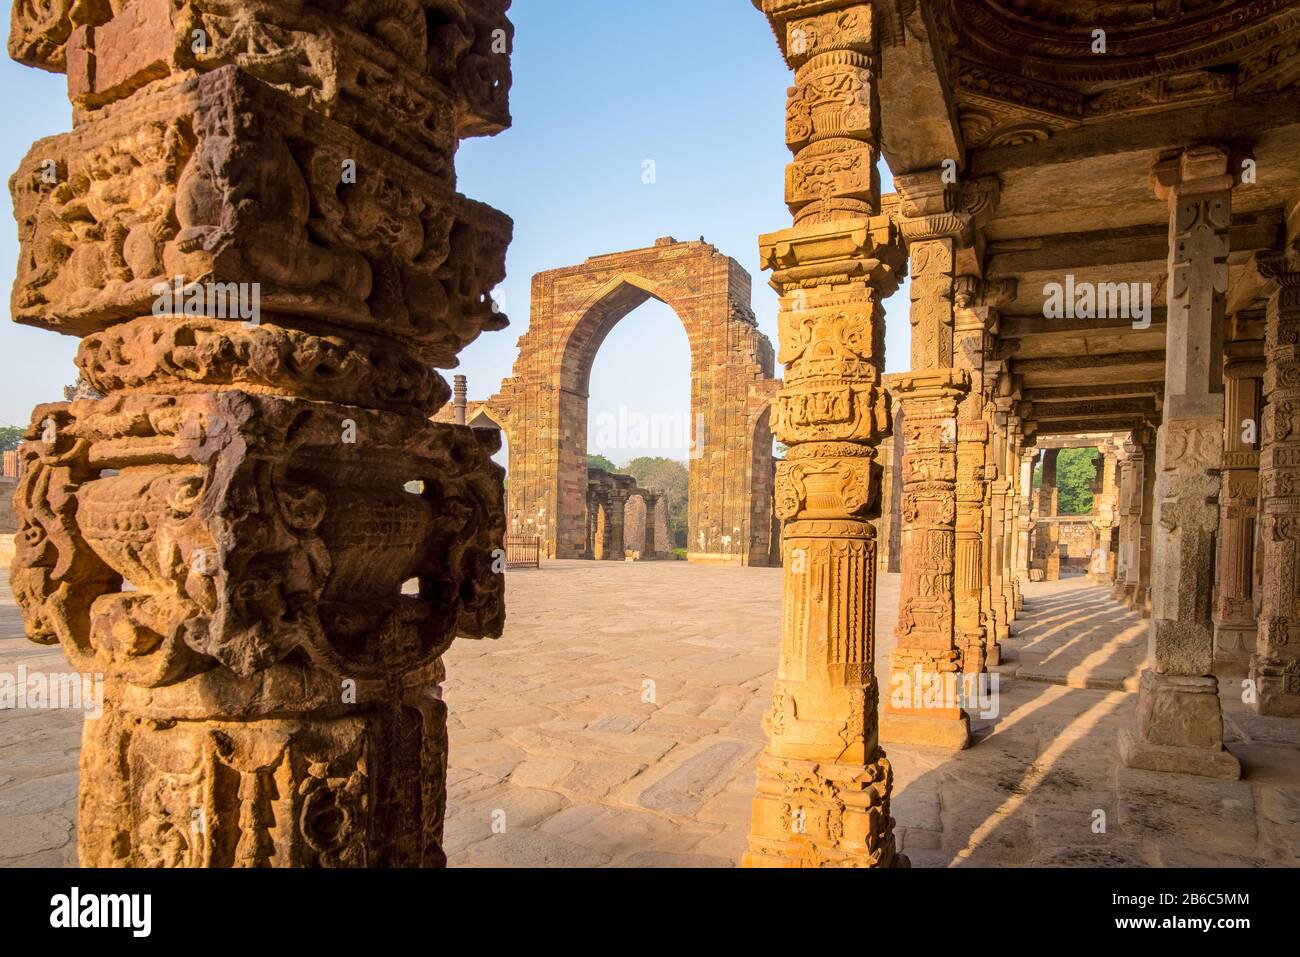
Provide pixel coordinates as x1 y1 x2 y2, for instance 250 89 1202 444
8 0 514 865
745 0 1300 866
584 467 666 561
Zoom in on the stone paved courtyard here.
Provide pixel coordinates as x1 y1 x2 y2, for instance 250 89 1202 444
1 563 1297 867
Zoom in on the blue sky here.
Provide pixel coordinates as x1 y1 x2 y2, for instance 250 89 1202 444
0 0 912 458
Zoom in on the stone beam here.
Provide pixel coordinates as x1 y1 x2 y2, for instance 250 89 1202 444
968 90 1300 178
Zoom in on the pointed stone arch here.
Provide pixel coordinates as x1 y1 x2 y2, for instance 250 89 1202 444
489 237 781 564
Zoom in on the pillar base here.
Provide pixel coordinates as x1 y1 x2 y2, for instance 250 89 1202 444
1249 656 1300 717
1213 624 1256 673
1118 728 1241 780
879 708 972 750
1126 585 1151 618
985 642 1002 668
743 751 906 868
1119 671 1240 780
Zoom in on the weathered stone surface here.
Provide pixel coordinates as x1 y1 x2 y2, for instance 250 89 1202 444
488 238 779 566
7 0 514 867
746 0 907 869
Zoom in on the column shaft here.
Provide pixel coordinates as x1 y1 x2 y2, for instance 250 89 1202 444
746 0 906 868
1121 146 1239 779
1252 260 1300 715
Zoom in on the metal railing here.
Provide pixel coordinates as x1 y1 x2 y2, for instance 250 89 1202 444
504 534 542 569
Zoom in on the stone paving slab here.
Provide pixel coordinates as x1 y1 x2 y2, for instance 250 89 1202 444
1 564 1297 867
1005 575 1147 691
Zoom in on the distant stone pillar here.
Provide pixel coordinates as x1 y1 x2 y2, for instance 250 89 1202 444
745 0 907 868
7 0 514 865
1121 145 1239 779
1016 449 1036 591
654 498 672 558
984 407 1008 660
998 416 1019 624
1112 443 1134 596
1133 436 1157 615
603 490 629 560
642 494 658 558
1115 438 1145 603
1035 449 1061 580
1091 445 1117 583
453 375 469 426
1214 327 1263 671
1252 254 1300 716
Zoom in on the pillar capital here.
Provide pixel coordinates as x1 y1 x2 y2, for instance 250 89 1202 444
1151 144 1234 201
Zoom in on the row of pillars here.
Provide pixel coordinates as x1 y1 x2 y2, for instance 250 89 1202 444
744 1 1300 865
584 484 664 561
8 0 1297 869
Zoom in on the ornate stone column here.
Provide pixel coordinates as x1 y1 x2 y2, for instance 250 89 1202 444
746 0 907 868
8 1 515 864
1252 252 1300 716
1120 146 1239 779
880 168 978 751
1132 433 1157 615
1002 405 1024 623
953 278 997 675
1214 320 1264 671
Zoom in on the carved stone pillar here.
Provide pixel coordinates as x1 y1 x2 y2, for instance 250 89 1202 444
1015 448 1035 593
1214 323 1264 671
1112 442 1135 597
884 370 970 749
1132 435 1157 615
8 1 515 864
603 489 629 561
1034 448 1061 580
986 390 1017 655
1004 415 1024 619
746 0 907 868
1091 445 1118 584
984 406 1008 658
953 278 1003 675
1252 254 1300 716
880 167 980 750
643 493 659 558
1120 146 1239 779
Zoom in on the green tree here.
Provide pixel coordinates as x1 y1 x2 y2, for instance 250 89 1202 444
586 453 617 473
0 426 24 453
1056 447 1099 515
620 456 689 549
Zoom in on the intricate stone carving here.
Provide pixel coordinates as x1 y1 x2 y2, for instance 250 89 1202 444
8 0 513 866
747 0 905 869
1252 258 1300 715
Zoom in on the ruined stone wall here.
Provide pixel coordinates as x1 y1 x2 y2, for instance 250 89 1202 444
490 238 781 566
